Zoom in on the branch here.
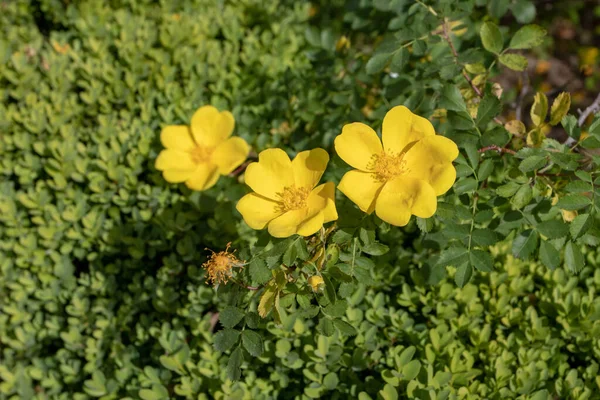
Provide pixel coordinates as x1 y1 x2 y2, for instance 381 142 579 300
478 145 516 155
564 92 600 146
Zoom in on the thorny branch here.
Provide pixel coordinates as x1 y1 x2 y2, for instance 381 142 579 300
478 145 517 155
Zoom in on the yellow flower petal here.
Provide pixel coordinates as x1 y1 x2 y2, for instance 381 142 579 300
236 193 282 229
267 209 307 238
160 126 196 151
404 135 459 195
334 122 382 170
297 210 325 236
375 176 437 226
155 149 195 171
382 106 435 154
244 149 294 200
190 106 235 147
185 164 220 191
162 168 196 183
292 148 329 189
338 170 384 214
307 182 338 223
212 137 250 174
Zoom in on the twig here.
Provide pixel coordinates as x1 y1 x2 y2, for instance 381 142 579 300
565 92 600 146
478 145 516 155
515 72 530 122
229 160 252 177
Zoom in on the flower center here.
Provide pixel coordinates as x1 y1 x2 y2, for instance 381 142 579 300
277 186 311 212
190 145 213 164
369 151 407 182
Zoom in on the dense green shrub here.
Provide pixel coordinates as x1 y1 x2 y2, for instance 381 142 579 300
1 0 600 399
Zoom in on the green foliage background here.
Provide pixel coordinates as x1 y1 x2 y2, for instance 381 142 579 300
1 0 600 399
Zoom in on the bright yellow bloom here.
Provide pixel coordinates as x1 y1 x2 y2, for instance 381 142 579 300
334 106 458 226
155 106 250 191
308 275 324 292
236 148 338 238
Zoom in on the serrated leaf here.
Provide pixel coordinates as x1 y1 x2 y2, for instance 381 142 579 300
476 92 502 126
509 24 546 49
366 53 392 74
362 242 389 256
549 92 571 125
241 330 263 357
536 220 569 239
512 229 538 259
390 48 408 73
496 181 520 197
322 274 337 304
333 319 357 336
555 195 591 211
219 307 245 329
214 329 240 352
480 22 503 54
438 246 469 268
324 299 348 317
469 249 493 272
455 263 473 287
539 240 560 270
530 92 548 126
317 317 335 337
440 85 467 112
471 229 498 246
258 284 277 318
570 214 592 239
561 115 580 139
505 120 526 135
519 155 546 172
227 347 243 381
249 258 271 285
499 54 527 71
511 184 533 208
564 241 584 274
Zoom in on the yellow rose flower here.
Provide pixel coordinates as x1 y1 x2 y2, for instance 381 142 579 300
308 275 324 292
155 106 250 191
334 106 458 226
236 148 338 238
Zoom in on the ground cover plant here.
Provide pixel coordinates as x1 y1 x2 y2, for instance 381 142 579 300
1 0 600 399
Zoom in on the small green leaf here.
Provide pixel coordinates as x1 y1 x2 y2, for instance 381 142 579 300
509 24 546 49
333 319 358 336
570 214 592 239
322 273 337 304
476 92 502 127
455 263 473 287
555 195 591 211
362 242 389 256
438 246 469 268
499 54 528 71
440 85 467 112
496 181 520 197
539 240 560 270
241 330 263 357
562 115 580 139
536 220 569 239
219 307 245 329
227 347 243 381
214 329 240 352
249 258 271 285
512 229 538 260
505 120 526 136
530 92 548 126
401 360 421 381
480 22 503 54
390 48 408 73
519 155 546 172
323 372 340 390
511 185 533 208
398 346 416 366
564 241 584 274
317 317 335 337
379 383 399 400
549 92 571 125
366 53 392 74
469 249 493 272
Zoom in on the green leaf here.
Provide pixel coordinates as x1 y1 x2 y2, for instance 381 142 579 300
536 220 569 239
323 372 340 390
324 299 348 317
438 246 469 268
214 329 240 352
481 126 510 147
469 249 493 272
219 307 245 329
317 317 335 337
249 258 271 285
505 120 526 136
564 241 584 274
398 346 416 366
555 195 591 211
439 85 467 112
241 330 263 357
512 229 538 260
511 185 532 208
530 92 548 126
83 371 107 397
562 115 580 139
333 319 358 336
366 53 392 74
476 92 502 127
499 54 528 71
139 385 169 400
480 22 503 54
519 155 546 172
455 263 473 287
402 360 421 381
509 24 546 49
549 92 571 125
471 229 499 246
245 312 260 329
496 181 520 197
322 273 337 304
570 214 592 239
362 242 389 256
539 240 560 270
227 347 243 381
454 177 478 194
390 48 408 73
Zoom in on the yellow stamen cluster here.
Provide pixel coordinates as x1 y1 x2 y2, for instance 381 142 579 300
190 145 213 164
369 151 407 182
202 243 243 285
277 186 311 212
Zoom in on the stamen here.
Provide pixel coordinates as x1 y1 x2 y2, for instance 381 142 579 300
368 150 408 182
276 186 311 212
190 145 213 164
202 243 244 285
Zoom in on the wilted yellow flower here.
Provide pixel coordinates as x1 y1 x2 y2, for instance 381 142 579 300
334 106 458 226
308 275 324 292
202 243 244 285
236 148 337 238
155 106 250 191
